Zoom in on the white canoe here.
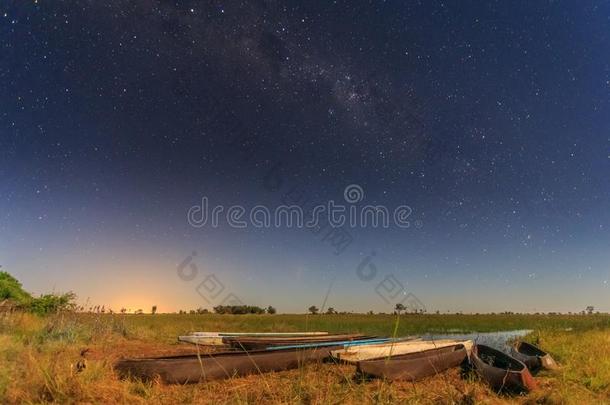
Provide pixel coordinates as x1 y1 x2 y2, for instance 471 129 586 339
179 331 329 345
178 335 226 345
190 332 329 337
331 339 473 363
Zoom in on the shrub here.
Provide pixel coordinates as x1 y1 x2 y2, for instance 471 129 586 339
0 271 76 315
28 292 77 315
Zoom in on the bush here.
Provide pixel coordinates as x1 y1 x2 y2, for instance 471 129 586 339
28 292 77 315
0 271 76 315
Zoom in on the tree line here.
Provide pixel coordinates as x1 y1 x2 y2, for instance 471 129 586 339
176 305 277 315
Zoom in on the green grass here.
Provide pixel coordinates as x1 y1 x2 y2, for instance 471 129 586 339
1 312 609 404
89 312 610 342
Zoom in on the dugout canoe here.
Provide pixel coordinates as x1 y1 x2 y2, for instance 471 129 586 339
115 345 342 384
190 331 328 337
178 335 225 345
356 343 469 381
224 334 373 350
179 332 329 346
471 344 537 393
510 341 559 371
332 339 472 364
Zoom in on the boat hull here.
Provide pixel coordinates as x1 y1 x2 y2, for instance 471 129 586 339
178 336 226 345
356 344 468 381
471 344 537 393
179 332 333 346
115 346 341 384
190 332 328 337
510 341 559 371
224 334 373 350
332 339 472 364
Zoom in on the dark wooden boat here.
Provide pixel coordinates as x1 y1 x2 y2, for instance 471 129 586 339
115 345 342 384
224 334 373 350
471 344 537 393
511 341 559 371
356 344 468 381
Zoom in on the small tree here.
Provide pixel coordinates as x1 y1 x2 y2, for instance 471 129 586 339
28 292 77 315
586 306 594 315
266 306 277 314
308 305 319 315
395 303 406 314
326 307 336 315
151 305 157 315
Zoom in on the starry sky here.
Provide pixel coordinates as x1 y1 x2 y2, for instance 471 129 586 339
1 1 609 313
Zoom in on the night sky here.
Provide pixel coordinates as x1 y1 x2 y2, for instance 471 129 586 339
2 1 609 313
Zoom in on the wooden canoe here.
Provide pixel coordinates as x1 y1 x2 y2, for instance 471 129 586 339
190 331 329 337
356 344 469 381
115 345 342 384
471 344 537 393
332 339 472 364
179 332 331 346
510 341 559 371
178 336 225 345
224 334 373 350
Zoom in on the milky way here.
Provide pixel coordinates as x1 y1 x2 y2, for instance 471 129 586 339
1 1 609 313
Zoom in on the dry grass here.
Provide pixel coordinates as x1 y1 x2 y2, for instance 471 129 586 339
0 312 608 404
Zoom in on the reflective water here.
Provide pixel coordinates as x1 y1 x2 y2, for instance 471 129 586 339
420 329 533 352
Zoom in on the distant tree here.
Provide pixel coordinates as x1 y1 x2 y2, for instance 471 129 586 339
266 306 277 314
308 305 319 315
151 305 157 315
394 303 406 314
326 307 336 315
135 309 143 315
367 310 374 315
196 307 209 314
586 306 594 315
213 305 265 314
120 307 127 314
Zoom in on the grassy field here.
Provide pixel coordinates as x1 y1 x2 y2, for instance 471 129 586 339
0 312 609 404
